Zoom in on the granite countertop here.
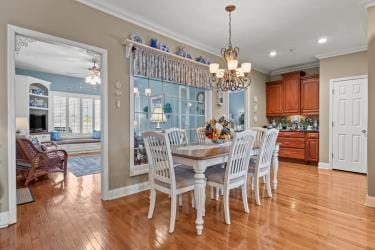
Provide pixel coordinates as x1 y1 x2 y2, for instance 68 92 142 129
277 129 319 133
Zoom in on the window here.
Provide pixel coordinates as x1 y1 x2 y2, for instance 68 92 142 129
51 92 100 134
69 97 80 133
132 76 209 171
53 95 67 128
82 98 94 134
94 99 101 131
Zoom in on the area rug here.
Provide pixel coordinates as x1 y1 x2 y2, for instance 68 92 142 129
68 155 101 177
17 187 35 205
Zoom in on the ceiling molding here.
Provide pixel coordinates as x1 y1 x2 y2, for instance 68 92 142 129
270 62 320 76
315 46 368 60
362 0 375 9
76 0 221 57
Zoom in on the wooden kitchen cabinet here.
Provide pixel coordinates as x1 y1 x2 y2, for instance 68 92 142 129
266 81 283 116
282 72 303 115
305 133 319 163
301 76 319 115
277 131 319 164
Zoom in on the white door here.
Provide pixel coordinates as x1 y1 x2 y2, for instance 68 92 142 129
332 76 368 173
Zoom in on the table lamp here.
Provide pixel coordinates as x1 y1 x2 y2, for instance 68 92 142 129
16 117 29 136
151 107 166 129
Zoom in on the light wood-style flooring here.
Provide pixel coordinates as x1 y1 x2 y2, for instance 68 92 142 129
1 162 375 249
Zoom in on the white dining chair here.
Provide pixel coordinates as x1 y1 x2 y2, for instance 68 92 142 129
165 128 188 150
196 127 206 144
248 129 279 206
143 131 195 233
251 127 267 149
165 128 194 207
205 130 256 224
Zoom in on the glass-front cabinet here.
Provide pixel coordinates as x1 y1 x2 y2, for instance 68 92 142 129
131 76 210 175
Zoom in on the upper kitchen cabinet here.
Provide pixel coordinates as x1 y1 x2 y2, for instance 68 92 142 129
266 80 283 116
301 75 319 115
282 71 304 115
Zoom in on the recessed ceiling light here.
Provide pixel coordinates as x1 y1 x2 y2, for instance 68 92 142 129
269 51 277 57
318 37 327 44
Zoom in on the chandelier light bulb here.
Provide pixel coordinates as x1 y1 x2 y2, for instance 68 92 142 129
227 60 238 71
241 63 252 74
209 63 220 74
237 68 244 77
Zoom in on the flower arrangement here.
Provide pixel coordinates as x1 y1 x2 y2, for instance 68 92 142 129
205 116 233 143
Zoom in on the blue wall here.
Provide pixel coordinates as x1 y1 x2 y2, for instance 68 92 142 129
16 68 100 96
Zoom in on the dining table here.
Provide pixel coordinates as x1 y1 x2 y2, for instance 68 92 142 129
172 142 280 235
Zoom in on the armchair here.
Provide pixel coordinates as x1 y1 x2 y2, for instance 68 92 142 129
16 138 68 186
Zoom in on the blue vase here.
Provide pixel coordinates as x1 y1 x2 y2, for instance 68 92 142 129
150 38 158 48
50 131 60 141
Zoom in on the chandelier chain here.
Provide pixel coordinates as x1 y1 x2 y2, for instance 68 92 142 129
228 11 232 48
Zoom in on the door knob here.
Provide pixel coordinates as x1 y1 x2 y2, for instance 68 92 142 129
362 129 367 134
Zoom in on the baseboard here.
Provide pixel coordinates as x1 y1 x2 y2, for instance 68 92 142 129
365 195 375 208
107 181 150 200
318 162 331 170
0 211 9 229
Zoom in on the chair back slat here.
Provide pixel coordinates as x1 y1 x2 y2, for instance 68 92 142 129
196 127 206 144
165 128 187 150
16 138 41 162
143 131 176 187
225 130 256 182
255 129 279 176
251 127 267 149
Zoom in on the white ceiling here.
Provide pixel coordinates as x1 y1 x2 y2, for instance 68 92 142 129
79 0 368 74
15 36 100 78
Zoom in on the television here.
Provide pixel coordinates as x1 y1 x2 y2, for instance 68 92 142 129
29 114 47 133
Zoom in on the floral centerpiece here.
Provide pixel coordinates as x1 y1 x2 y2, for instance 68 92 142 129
205 116 233 143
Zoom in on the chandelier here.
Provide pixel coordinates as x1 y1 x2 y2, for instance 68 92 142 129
85 60 101 85
209 5 252 91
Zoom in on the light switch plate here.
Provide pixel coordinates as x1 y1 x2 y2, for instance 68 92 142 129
254 115 258 123
254 96 258 103
254 104 258 113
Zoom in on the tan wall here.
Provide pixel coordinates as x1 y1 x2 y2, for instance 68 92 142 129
0 0 222 212
368 6 375 196
319 51 368 163
248 70 269 127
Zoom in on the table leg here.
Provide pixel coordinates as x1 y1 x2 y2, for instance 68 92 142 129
272 144 279 191
193 163 206 235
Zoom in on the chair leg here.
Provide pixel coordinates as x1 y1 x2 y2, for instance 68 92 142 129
178 194 183 207
266 173 272 198
223 189 231 224
169 194 177 233
148 189 156 219
255 177 261 206
210 186 214 200
191 191 195 208
251 176 255 191
215 187 220 200
220 188 224 196
262 176 266 183
241 184 249 213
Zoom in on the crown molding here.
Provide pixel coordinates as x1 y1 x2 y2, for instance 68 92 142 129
270 62 319 76
76 0 221 58
362 0 375 9
315 46 368 60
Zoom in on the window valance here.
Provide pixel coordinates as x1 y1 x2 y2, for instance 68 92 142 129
125 39 211 89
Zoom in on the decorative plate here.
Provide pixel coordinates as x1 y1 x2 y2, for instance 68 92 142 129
130 32 144 44
159 43 170 52
186 52 193 59
195 56 207 64
176 47 187 57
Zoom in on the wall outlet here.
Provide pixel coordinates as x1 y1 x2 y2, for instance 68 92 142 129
254 104 258 113
254 115 258 123
254 96 258 103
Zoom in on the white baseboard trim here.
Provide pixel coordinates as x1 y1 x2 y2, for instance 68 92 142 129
0 211 9 229
318 162 331 170
107 181 150 200
365 195 375 208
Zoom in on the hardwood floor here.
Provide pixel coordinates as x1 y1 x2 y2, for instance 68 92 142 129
1 162 375 249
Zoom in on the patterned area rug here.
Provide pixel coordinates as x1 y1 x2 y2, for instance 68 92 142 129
17 187 35 205
68 155 101 177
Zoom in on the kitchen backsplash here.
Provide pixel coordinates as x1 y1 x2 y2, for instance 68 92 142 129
267 115 319 131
